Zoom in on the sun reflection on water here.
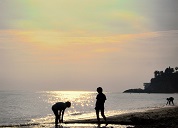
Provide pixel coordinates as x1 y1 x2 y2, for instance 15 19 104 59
42 91 96 120
45 91 95 103
30 91 135 126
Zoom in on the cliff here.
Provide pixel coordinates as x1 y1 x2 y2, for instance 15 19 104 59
123 67 178 93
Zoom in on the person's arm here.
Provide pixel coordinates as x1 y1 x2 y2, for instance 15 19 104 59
103 94 106 103
58 110 62 123
61 109 65 123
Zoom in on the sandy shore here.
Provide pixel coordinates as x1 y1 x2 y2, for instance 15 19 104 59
66 106 178 128
1 106 178 128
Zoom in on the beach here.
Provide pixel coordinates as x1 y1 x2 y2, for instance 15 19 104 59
1 91 178 128
65 106 178 128
2 106 177 128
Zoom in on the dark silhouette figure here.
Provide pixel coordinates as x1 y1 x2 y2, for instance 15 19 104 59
166 98 170 105
95 87 107 126
52 101 71 126
166 97 174 105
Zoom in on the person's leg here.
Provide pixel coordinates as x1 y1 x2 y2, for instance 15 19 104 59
52 108 59 126
101 109 107 126
171 100 174 105
96 109 100 125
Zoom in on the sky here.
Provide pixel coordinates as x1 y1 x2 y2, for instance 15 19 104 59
0 0 178 92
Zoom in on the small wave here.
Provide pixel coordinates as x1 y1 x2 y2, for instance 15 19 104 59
0 123 39 127
70 112 84 116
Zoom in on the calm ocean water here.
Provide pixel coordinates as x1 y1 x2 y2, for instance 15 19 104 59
0 90 177 127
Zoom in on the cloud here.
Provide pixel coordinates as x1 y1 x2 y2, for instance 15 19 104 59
1 0 178 34
0 0 151 33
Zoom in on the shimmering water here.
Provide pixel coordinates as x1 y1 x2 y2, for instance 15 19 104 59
0 90 177 127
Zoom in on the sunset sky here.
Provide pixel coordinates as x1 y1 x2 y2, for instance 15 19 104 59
0 0 178 92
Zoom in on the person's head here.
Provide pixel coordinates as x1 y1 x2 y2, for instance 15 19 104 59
66 101 71 108
97 87 103 93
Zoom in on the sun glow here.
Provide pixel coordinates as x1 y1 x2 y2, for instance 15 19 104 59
1 29 160 63
11 29 159 46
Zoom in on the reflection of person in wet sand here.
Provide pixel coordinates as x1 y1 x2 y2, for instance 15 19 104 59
166 97 174 105
95 87 108 127
52 101 71 127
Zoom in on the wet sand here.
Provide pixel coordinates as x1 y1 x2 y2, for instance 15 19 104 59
2 106 178 128
66 106 178 128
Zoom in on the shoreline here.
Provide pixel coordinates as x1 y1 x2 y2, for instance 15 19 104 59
66 106 178 128
1 106 178 128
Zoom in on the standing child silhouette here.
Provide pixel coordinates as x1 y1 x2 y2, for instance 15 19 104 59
95 87 107 126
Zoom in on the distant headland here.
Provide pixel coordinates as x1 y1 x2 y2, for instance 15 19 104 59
123 66 178 93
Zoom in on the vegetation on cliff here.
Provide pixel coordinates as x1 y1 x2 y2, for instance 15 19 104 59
123 67 178 93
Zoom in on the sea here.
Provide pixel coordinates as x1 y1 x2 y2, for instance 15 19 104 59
0 90 177 128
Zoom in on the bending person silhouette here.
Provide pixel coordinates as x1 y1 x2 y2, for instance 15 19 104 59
169 97 174 105
166 97 174 105
166 98 170 105
95 87 107 126
52 101 71 126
